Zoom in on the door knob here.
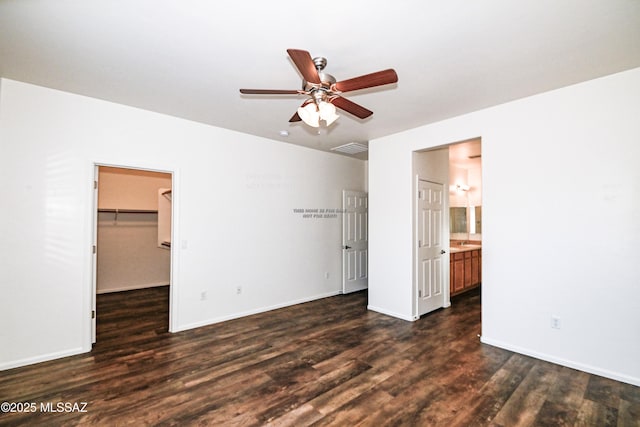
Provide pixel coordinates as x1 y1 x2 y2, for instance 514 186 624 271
440 249 446 254
344 245 352 250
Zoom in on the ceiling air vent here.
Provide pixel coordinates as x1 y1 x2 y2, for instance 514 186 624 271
331 142 369 155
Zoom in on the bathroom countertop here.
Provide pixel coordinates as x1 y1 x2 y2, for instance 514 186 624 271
449 245 482 253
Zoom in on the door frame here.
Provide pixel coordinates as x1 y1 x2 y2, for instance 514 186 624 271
413 175 450 319
89 161 179 346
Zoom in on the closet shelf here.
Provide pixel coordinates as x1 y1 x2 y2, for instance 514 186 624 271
98 208 158 222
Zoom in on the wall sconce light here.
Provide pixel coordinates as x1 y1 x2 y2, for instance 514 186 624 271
456 184 470 192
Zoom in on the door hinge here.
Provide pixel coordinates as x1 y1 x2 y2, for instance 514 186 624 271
418 289 422 297
92 245 96 254
91 310 95 319
94 180 98 189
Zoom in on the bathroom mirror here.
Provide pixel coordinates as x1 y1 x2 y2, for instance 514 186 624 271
450 206 482 234
450 207 467 233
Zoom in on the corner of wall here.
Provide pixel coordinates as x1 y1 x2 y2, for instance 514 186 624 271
0 78 4 119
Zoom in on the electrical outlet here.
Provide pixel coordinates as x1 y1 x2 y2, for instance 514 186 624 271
200 291 207 301
236 285 242 295
551 315 561 330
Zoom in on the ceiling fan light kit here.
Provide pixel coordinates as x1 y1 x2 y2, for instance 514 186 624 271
318 101 339 126
240 49 398 129
297 102 320 127
297 99 339 128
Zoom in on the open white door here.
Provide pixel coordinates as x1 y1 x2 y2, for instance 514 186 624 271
416 179 446 316
342 190 368 293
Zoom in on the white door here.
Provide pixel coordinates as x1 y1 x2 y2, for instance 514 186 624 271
416 179 445 316
342 190 368 293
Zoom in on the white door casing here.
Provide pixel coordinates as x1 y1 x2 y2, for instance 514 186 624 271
416 179 446 316
91 164 175 344
91 166 99 343
342 190 368 294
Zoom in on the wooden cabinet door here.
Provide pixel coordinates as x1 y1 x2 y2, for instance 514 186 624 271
452 253 465 294
450 259 454 295
451 249 482 296
471 250 480 285
463 251 472 287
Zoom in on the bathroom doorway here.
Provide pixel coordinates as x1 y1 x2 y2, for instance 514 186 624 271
412 137 482 318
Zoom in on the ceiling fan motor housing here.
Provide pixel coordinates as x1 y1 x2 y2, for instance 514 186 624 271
303 74 336 96
302 57 336 95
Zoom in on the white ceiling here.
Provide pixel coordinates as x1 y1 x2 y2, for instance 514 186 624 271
1 1 639 160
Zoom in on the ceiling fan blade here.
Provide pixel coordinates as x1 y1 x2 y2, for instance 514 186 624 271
240 89 301 95
330 96 373 119
289 111 301 122
333 69 398 93
287 49 321 84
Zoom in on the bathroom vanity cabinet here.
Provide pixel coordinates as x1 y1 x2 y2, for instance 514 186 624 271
450 247 481 296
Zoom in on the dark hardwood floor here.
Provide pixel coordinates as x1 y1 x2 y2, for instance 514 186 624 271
1 286 638 426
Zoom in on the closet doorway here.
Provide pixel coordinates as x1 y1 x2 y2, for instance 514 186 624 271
91 165 173 343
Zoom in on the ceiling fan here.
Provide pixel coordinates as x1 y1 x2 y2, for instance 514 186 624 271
239 49 398 127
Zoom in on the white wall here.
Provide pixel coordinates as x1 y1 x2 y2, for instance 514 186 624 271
449 165 469 207
467 166 482 208
97 211 171 292
369 67 640 386
0 79 366 370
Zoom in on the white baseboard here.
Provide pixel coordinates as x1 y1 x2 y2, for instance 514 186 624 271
97 281 169 294
174 290 341 332
0 347 85 371
481 336 640 387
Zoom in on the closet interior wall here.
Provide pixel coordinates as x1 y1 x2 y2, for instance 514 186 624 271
97 166 171 293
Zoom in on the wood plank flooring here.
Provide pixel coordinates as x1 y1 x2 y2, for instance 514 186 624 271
1 286 638 426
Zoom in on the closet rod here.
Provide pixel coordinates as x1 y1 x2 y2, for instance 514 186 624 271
98 208 158 213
